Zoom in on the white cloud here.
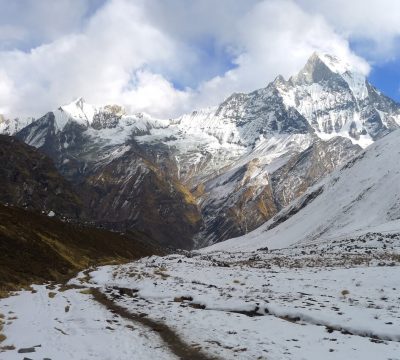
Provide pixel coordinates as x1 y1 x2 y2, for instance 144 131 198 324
187 0 369 109
119 71 192 118
0 71 14 114
0 0 181 117
0 0 389 119
297 0 400 61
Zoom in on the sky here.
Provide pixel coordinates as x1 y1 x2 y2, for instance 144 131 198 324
0 0 399 118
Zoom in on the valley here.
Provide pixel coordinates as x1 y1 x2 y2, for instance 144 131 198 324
1 52 400 360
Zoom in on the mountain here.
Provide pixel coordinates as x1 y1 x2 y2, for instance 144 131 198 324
276 53 399 144
79 142 201 249
9 53 400 248
0 134 163 290
195 135 360 246
0 135 83 218
205 128 400 252
15 106 201 249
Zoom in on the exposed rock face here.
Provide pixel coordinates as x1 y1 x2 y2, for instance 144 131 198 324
270 137 362 209
91 105 126 130
195 162 279 247
9 53 400 248
81 145 201 249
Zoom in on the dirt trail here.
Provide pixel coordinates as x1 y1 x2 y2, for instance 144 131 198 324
91 287 221 360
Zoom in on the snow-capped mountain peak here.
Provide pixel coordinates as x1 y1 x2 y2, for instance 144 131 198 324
317 53 369 101
272 52 400 147
299 52 360 77
312 52 352 74
292 52 339 84
290 52 367 96
56 97 96 130
53 98 134 134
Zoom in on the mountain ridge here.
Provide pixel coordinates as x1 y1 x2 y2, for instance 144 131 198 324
4 52 400 248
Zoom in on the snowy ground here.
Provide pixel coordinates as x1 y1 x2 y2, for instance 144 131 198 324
0 285 175 360
1 236 399 360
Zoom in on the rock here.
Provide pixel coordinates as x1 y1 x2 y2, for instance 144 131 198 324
18 347 36 353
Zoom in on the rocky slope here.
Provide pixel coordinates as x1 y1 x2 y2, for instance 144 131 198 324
80 142 201 249
195 135 360 246
0 135 83 218
8 52 400 248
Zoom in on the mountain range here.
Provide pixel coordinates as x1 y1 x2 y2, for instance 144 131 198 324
2 52 400 250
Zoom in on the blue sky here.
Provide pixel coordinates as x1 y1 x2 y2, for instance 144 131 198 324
0 0 105 51
0 0 399 117
368 61 400 101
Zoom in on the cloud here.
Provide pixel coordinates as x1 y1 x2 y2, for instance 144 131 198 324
0 0 383 119
186 0 369 109
0 71 14 114
297 0 400 61
0 0 181 117
119 71 191 117
0 0 104 50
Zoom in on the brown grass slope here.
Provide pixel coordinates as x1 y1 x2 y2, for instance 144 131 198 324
0 204 163 292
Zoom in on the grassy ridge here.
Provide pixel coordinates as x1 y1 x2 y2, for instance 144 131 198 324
0 204 163 292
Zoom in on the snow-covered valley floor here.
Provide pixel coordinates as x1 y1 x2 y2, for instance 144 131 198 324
1 235 400 360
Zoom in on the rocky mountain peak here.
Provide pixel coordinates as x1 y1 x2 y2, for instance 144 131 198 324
74 96 85 110
291 52 344 85
271 75 290 92
103 104 126 117
53 98 131 131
